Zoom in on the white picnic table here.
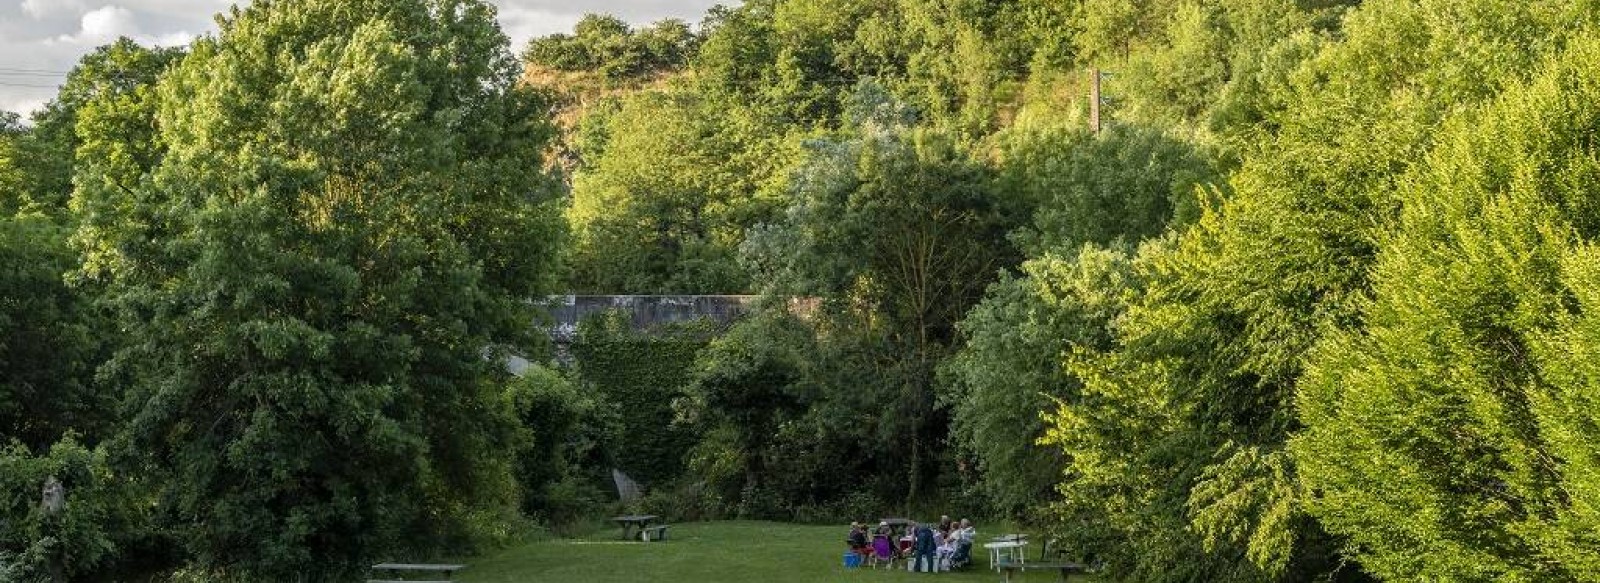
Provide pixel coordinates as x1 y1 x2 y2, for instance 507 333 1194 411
983 539 1028 571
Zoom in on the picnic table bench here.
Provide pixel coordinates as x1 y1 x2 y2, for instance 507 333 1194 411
613 514 671 541
996 560 1086 583
641 524 671 541
367 562 466 583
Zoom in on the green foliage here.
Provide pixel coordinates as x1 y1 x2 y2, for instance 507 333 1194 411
565 90 787 294
0 438 159 582
569 310 709 487
997 124 1214 255
524 15 698 80
0 215 106 449
70 0 565 576
1 40 181 219
940 245 1137 518
1041 2 1600 582
744 122 1015 505
506 364 617 525
1293 35 1600 582
678 308 832 518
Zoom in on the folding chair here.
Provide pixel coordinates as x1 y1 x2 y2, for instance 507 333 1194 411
870 535 898 570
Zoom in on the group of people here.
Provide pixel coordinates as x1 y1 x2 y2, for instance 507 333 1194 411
845 515 975 572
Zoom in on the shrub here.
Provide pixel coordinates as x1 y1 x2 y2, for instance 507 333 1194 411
0 438 156 581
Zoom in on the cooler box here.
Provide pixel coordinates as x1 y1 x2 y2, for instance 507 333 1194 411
843 552 863 568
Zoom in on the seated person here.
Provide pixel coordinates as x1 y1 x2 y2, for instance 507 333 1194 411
948 519 976 569
934 529 955 571
952 518 976 543
846 522 870 556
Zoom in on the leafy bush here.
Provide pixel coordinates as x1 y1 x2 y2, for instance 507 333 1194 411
506 364 618 526
633 480 728 523
0 438 156 582
523 15 698 80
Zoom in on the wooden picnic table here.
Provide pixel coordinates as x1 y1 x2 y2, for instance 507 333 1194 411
612 514 659 541
368 562 466 582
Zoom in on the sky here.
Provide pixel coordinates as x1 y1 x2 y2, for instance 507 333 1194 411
0 0 723 116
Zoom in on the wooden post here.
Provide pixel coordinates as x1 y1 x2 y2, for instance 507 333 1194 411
42 476 64 583
1089 68 1102 134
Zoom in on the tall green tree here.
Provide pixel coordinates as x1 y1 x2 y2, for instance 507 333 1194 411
0 40 182 219
940 245 1136 517
1294 35 1600 582
1043 1 1594 582
0 215 103 449
997 124 1213 255
745 120 1015 503
72 0 565 576
565 90 785 294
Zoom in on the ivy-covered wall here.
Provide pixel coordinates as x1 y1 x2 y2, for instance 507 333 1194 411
568 310 712 488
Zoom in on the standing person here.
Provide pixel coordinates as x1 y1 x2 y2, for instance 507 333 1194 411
911 523 938 572
938 514 953 533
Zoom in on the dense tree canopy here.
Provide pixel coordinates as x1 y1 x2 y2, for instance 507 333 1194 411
67 0 565 576
6 0 1600 580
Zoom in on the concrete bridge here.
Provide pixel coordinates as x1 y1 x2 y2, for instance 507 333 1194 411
509 295 760 373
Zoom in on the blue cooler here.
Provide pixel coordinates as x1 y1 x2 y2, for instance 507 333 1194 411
843 551 863 568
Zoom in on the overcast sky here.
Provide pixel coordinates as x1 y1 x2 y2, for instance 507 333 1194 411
0 0 723 116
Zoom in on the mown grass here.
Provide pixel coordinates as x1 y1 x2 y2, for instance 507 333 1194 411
456 520 1101 582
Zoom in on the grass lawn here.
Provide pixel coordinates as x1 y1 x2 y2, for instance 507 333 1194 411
456 521 1101 582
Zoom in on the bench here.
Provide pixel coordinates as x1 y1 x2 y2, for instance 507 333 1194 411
996 560 1085 583
639 524 671 541
368 562 466 583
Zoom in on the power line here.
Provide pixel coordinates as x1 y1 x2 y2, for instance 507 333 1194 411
0 67 72 75
0 71 67 78
0 82 61 89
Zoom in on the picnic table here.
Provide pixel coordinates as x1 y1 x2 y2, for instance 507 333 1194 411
612 514 660 541
367 562 465 582
984 540 1028 571
996 559 1085 583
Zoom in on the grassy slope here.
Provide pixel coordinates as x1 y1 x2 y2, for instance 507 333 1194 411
458 521 1101 583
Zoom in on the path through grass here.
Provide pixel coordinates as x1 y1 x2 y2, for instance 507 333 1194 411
457 521 1100 582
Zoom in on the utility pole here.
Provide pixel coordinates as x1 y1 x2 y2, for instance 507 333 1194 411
1089 68 1103 134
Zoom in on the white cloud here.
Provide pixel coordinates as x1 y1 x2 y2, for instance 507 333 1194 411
44 5 194 48
2 97 52 118
496 6 582 48
54 5 141 45
148 31 195 46
21 0 88 19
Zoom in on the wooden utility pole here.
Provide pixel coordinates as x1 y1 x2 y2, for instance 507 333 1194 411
42 476 64 583
1089 68 1103 134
